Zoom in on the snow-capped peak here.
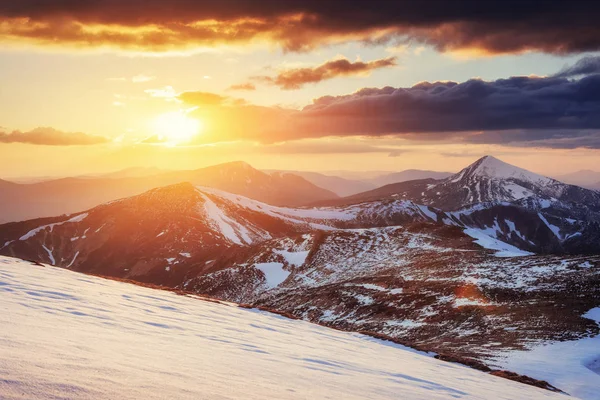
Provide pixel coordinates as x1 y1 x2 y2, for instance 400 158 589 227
462 156 554 185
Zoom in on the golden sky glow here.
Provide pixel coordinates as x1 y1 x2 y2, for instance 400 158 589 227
150 110 203 145
0 2 599 178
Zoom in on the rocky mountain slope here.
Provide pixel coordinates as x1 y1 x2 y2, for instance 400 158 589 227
323 156 600 254
0 161 338 223
1 181 599 396
341 156 600 209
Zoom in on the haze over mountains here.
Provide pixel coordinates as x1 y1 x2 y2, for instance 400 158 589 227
0 161 338 223
0 163 461 222
554 170 600 190
267 169 453 196
2 155 600 397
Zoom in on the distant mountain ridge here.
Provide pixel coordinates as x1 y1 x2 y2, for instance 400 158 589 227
553 169 600 189
0 161 338 223
266 168 453 196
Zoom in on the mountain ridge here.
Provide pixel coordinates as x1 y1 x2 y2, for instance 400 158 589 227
0 161 339 223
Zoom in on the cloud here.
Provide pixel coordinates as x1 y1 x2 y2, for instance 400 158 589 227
258 140 407 156
254 57 396 90
144 86 179 101
227 83 256 91
140 135 168 144
465 130 600 149
178 91 229 105
1 2 599 54
0 127 111 146
132 74 156 83
554 56 600 78
178 62 600 149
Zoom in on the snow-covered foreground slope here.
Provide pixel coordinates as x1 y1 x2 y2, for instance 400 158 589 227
0 257 564 400
492 307 600 400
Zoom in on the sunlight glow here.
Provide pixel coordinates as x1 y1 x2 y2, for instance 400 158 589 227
152 111 202 144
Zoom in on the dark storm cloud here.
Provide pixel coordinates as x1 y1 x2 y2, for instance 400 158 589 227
554 56 600 78
179 71 600 149
0 127 110 146
466 130 600 149
1 1 599 54
297 74 600 136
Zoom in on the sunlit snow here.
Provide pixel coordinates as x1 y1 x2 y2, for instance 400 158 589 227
0 256 564 400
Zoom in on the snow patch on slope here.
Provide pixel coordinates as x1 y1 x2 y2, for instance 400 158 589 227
464 228 533 257
255 262 290 288
538 213 562 240
200 192 253 245
493 307 600 400
273 249 310 267
19 213 89 241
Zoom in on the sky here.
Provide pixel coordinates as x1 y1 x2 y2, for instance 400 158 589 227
1 1 600 178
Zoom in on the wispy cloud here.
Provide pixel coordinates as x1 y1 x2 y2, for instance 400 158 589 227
0 127 110 146
132 74 156 83
227 83 256 91
253 57 397 90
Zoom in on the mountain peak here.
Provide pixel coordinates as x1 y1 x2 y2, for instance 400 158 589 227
219 161 254 170
462 155 553 184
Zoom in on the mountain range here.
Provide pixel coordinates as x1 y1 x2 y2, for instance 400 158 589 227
1 155 599 395
0 161 338 223
554 169 600 190
265 169 453 196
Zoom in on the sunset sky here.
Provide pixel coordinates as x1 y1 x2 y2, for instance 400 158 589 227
1 1 600 178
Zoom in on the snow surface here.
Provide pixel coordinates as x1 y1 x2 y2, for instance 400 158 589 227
538 213 562 240
463 228 533 257
199 186 355 224
200 192 253 245
254 262 290 288
493 307 600 400
19 213 89 241
470 156 553 185
0 256 565 400
273 249 310 267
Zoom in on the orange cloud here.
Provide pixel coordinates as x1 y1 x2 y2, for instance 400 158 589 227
227 83 256 91
0 127 110 146
254 57 397 90
0 2 598 54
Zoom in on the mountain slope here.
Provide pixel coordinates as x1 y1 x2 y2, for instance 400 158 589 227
343 156 600 210
369 169 453 187
1 182 600 396
321 156 600 254
265 170 377 197
0 183 441 282
0 161 338 223
266 169 453 197
0 257 566 400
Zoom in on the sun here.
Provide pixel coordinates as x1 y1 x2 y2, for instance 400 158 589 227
152 111 202 144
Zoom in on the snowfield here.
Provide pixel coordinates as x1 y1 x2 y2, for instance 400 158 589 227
0 256 565 400
492 307 600 400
